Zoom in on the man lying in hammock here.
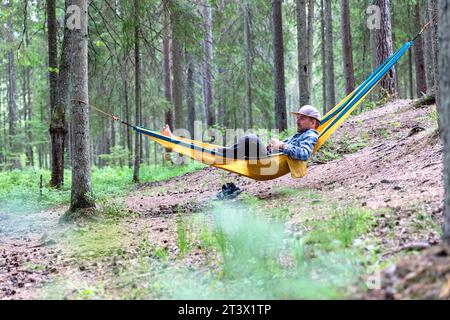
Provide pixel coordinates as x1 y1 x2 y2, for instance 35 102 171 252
161 105 321 161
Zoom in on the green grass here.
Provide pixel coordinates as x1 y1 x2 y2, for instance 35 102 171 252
176 213 189 256
339 134 368 154
59 219 134 261
131 196 376 299
144 202 370 299
0 161 205 214
314 134 367 163
304 207 375 251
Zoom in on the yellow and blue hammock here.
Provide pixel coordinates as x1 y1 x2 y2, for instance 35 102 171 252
134 41 413 181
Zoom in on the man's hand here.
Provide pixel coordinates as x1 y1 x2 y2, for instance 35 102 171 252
268 138 285 151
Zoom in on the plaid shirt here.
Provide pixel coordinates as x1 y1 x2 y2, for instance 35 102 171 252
282 129 319 161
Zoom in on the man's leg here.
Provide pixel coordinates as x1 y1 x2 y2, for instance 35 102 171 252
214 134 268 159
235 134 268 159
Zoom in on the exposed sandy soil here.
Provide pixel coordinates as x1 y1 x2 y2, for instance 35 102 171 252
0 99 444 299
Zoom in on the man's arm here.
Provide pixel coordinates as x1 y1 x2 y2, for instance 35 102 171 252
282 132 318 161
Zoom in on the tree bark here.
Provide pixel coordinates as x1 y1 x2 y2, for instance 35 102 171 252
341 0 356 95
424 0 435 93
171 7 184 130
163 0 174 129
47 0 64 187
297 0 310 106
243 1 253 129
203 0 215 127
408 49 414 99
414 1 428 97
439 0 450 243
272 0 287 132
307 0 314 95
23 2 34 167
133 0 141 183
320 0 327 114
144 116 150 164
186 50 196 137
50 0 73 188
324 0 336 110
70 0 95 212
0 74 4 165
6 1 20 169
120 56 132 168
374 0 397 97
430 0 440 104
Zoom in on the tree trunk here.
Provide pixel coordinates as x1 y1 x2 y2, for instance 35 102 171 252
272 0 287 132
144 116 150 164
424 0 434 93
307 0 314 95
408 49 414 99
203 0 215 127
22 71 29 164
341 0 356 95
70 0 95 212
297 0 310 106
38 103 44 169
26 64 33 167
163 0 174 129
120 56 132 168
320 0 327 114
133 0 141 183
186 50 196 137
0 74 4 165
324 0 336 110
23 2 34 167
374 0 397 97
47 0 64 187
243 1 253 129
430 0 440 103
50 0 73 187
414 1 428 97
361 0 369 79
439 0 450 243
111 116 116 151
171 7 184 130
7 1 20 169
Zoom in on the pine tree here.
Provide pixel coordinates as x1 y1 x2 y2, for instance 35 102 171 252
272 0 287 131
70 0 95 212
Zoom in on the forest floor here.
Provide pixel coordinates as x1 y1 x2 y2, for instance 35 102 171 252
0 99 446 299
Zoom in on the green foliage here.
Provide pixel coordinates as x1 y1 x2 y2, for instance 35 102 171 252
98 146 129 168
0 162 204 214
338 134 368 154
314 135 368 163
